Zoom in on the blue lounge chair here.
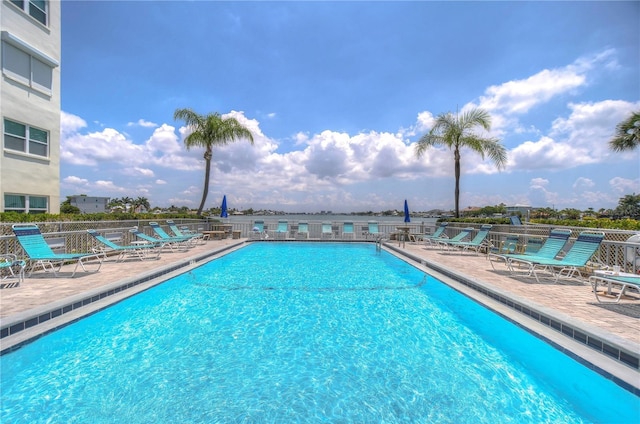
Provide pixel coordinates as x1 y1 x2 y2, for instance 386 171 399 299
489 229 572 271
427 227 473 249
440 224 493 255
321 223 333 239
274 220 289 240
590 273 640 303
342 222 355 239
12 224 103 277
420 222 449 244
0 254 26 285
509 231 605 283
251 220 266 240
87 230 161 261
166 220 208 243
149 222 195 248
296 222 309 239
129 227 174 251
363 221 380 239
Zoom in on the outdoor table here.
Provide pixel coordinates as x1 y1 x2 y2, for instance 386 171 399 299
202 230 226 240
396 226 411 247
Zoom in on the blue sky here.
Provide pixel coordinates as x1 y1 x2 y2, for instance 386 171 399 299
60 1 640 213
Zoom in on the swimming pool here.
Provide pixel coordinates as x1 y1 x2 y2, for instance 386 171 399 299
1 243 638 423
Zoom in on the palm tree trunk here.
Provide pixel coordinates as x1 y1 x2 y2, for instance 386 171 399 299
197 149 213 216
454 148 461 218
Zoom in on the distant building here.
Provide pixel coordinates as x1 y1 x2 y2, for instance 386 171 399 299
505 205 533 219
1 1 61 213
69 196 110 214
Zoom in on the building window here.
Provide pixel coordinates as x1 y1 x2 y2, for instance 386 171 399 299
3 119 49 157
9 0 48 26
4 194 48 214
1 32 58 95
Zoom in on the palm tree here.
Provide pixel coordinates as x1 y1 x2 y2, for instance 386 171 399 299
174 108 255 216
415 108 507 217
609 111 640 152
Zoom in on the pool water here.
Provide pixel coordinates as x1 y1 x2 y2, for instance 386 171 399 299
1 243 638 423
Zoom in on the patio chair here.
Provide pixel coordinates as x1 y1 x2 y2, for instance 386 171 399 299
488 228 572 271
365 221 382 239
421 222 449 245
342 222 355 240
508 231 605 283
251 220 266 240
296 222 309 240
439 224 493 255
273 220 289 240
426 227 473 249
0 254 26 286
590 273 640 303
321 223 333 239
87 230 161 262
12 224 103 278
129 227 176 251
166 220 208 243
149 222 195 248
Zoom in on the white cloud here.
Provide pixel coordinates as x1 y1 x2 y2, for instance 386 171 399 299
122 167 155 177
506 99 640 172
609 177 640 194
476 49 616 117
62 175 89 185
127 118 158 128
94 180 126 192
572 177 595 190
156 179 167 185
61 111 87 136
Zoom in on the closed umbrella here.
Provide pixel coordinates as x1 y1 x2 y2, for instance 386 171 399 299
220 195 228 218
404 199 411 223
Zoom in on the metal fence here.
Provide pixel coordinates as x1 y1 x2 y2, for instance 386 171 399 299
1 219 638 274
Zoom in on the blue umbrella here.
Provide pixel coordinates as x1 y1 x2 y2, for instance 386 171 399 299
404 199 411 223
220 195 228 218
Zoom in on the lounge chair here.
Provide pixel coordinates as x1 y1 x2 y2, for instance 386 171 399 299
440 224 493 254
129 227 175 251
149 222 195 248
166 220 208 243
365 221 382 239
421 222 449 245
427 227 473 249
296 222 309 240
0 254 26 285
508 231 605 283
342 222 355 240
273 220 289 240
251 220 266 240
87 229 161 261
509 215 523 226
488 228 572 271
321 223 333 239
590 273 640 303
12 224 103 277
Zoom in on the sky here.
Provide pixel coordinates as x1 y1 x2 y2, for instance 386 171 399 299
59 1 640 213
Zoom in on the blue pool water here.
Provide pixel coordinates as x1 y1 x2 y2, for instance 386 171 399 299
1 243 638 423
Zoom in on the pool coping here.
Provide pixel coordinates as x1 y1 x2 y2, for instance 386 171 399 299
383 243 640 395
0 241 246 353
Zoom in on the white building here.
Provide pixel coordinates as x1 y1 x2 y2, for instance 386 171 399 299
1 0 61 213
69 195 110 214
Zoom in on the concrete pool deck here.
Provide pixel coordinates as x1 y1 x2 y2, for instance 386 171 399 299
1 238 639 391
